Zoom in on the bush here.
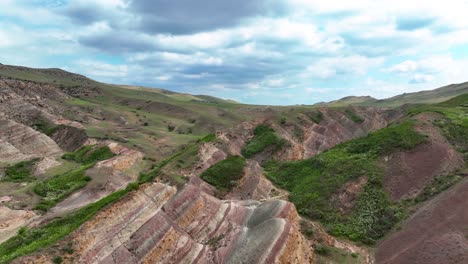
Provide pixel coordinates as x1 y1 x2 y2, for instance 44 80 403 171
31 119 59 136
62 145 114 165
345 109 364 123
33 164 94 211
201 156 246 191
199 134 216 143
306 110 324 124
2 159 39 182
344 121 426 155
53 256 63 264
241 124 284 158
315 244 331 255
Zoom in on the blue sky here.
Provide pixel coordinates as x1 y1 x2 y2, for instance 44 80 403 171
1 0 468 105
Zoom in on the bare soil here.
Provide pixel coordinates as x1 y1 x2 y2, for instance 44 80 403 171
377 176 468 264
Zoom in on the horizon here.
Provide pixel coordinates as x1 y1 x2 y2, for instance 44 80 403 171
1 0 467 105
3 61 465 106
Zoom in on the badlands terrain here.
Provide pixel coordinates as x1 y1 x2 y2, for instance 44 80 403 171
0 64 467 264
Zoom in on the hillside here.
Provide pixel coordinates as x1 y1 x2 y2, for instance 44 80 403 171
0 64 467 264
319 81 468 107
314 96 377 107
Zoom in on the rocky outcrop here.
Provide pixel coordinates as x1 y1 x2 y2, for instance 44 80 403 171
0 205 38 244
226 160 286 201
192 143 228 177
24 181 313 264
0 118 62 163
0 78 68 127
50 125 88 152
214 107 395 162
43 143 144 217
275 107 395 160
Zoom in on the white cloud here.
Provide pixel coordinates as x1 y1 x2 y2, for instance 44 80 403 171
409 74 435 84
387 60 418 73
304 55 384 79
75 60 129 78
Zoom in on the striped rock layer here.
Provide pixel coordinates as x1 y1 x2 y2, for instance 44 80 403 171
40 182 313 264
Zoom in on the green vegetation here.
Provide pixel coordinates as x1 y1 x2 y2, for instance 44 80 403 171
2 159 39 182
241 124 285 158
31 119 60 136
34 146 115 211
0 182 138 264
53 256 63 264
62 145 114 165
201 156 246 191
264 121 426 244
0 131 214 263
408 93 468 155
316 246 363 264
345 109 364 123
198 133 216 143
415 173 464 203
345 121 427 155
306 110 324 124
33 164 93 211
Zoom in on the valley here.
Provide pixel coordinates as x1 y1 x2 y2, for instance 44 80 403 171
0 64 467 264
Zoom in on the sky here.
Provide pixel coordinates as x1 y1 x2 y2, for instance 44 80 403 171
1 0 468 105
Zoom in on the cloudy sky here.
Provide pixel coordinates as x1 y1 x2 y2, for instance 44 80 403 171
1 0 468 105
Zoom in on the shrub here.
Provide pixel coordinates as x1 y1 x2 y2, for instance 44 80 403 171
62 145 114 165
17 226 27 235
315 244 331 255
2 159 39 182
53 256 63 264
306 110 324 124
241 124 284 158
33 164 94 211
345 109 364 123
201 156 246 191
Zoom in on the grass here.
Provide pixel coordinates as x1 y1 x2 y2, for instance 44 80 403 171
31 119 60 136
408 93 467 155
33 146 115 211
33 164 93 211
200 156 246 192
345 109 364 123
315 246 363 264
0 182 138 264
264 121 426 244
241 124 285 158
1 159 39 182
415 172 464 203
306 110 324 124
62 145 114 165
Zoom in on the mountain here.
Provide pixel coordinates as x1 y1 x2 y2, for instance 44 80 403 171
319 81 468 107
0 64 467 264
314 96 377 107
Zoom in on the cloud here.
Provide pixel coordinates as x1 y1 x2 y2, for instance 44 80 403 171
409 74 434 84
304 55 384 79
396 17 435 31
386 60 418 73
129 0 287 34
1 0 468 105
